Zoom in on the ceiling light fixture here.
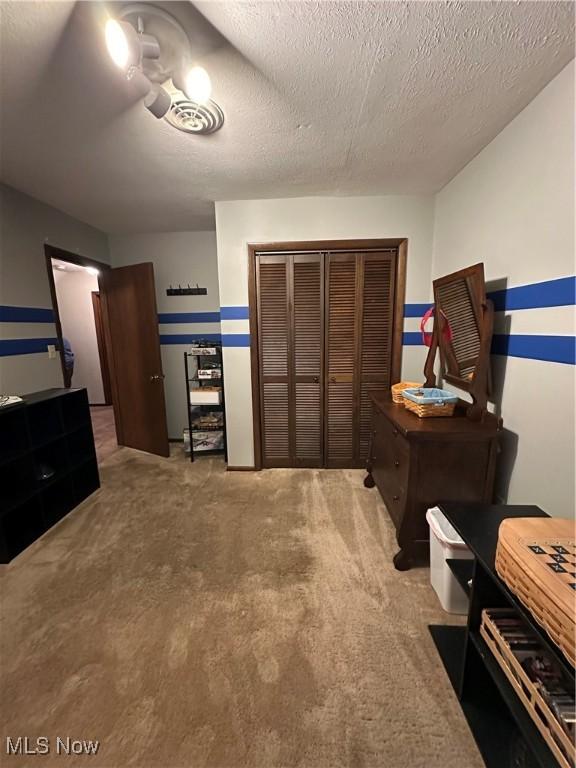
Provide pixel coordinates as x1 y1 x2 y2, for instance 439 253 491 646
184 66 212 105
85 267 100 276
104 5 223 134
105 18 160 72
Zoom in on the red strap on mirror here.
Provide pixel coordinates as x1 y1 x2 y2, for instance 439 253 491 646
420 306 453 347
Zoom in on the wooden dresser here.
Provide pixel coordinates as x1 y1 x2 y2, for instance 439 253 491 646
365 393 501 570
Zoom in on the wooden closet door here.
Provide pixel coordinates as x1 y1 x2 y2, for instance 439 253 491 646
325 251 397 468
292 255 323 467
325 253 358 468
257 255 291 467
358 252 396 461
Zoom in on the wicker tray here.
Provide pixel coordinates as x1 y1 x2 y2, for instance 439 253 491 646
402 387 457 418
496 518 575 667
480 608 575 768
391 381 422 405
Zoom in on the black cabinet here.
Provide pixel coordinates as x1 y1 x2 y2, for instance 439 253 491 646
0 388 99 563
429 503 573 768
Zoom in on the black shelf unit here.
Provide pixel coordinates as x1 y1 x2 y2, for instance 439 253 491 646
184 344 227 462
0 388 99 563
446 557 474 596
429 503 573 768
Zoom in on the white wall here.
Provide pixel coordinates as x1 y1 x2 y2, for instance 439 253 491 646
53 268 104 404
109 231 220 439
0 183 109 394
215 195 436 467
432 61 575 518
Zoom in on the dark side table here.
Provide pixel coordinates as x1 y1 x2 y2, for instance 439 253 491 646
429 502 573 768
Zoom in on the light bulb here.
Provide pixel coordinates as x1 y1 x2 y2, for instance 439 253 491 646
105 19 131 69
185 67 212 104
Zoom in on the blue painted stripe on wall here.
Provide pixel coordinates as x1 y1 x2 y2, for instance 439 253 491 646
222 334 251 347
0 305 55 323
158 312 221 324
489 276 576 312
404 303 432 318
0 338 58 356
403 332 575 365
403 276 576 317
492 335 575 365
159 333 222 344
221 306 250 320
402 332 423 345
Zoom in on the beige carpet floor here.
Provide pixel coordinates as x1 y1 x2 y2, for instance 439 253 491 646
0 448 483 768
90 405 119 464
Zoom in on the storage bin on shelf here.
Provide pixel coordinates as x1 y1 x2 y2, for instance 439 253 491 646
495 517 575 667
189 387 222 406
402 387 458 418
480 608 575 768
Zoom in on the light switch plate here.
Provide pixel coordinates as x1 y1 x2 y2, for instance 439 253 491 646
47 344 56 359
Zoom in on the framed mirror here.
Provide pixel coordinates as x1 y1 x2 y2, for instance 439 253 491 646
424 263 494 420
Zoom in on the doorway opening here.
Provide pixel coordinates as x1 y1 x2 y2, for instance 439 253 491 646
45 245 170 460
45 245 119 464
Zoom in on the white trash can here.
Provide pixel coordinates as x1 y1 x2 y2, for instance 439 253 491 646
426 506 474 614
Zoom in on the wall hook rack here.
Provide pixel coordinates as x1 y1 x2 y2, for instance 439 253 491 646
166 283 207 296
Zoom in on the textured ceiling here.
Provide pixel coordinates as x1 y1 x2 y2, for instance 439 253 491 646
0 0 574 233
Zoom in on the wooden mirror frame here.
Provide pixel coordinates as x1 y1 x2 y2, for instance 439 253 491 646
423 263 494 421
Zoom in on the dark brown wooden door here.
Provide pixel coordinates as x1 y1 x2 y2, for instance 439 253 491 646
292 254 323 467
99 263 169 457
257 253 324 468
257 255 291 467
257 249 396 469
325 253 357 468
91 292 113 405
325 251 396 468
358 252 396 461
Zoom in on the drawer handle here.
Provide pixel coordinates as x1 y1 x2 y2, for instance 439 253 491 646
392 495 400 502
394 461 400 468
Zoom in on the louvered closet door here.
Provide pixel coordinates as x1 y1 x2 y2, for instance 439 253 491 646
257 256 291 467
358 252 396 461
325 254 358 468
325 251 397 468
292 255 323 467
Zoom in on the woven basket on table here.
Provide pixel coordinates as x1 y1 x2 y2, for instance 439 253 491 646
391 381 422 405
403 399 456 418
495 517 576 667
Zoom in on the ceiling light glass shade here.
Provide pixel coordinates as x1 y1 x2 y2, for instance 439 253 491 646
105 19 138 70
85 267 100 276
144 84 172 119
105 19 160 71
184 67 212 105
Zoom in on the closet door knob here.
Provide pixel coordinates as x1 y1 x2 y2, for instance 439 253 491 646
394 461 400 468
392 495 399 502
312 376 319 383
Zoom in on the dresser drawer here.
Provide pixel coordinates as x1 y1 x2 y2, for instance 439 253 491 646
373 410 409 466
374 467 406 528
372 414 410 528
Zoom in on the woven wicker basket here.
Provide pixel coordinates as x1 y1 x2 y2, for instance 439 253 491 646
391 381 422 405
480 609 575 768
495 518 575 667
403 399 456 418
